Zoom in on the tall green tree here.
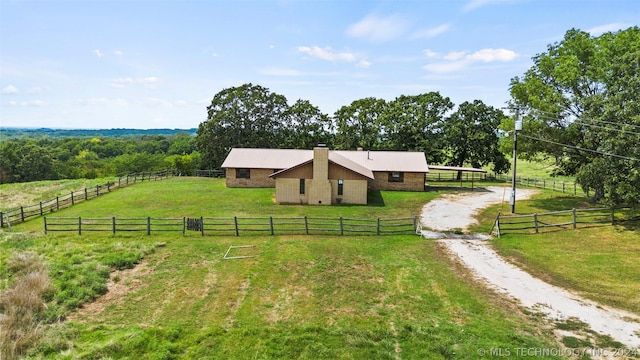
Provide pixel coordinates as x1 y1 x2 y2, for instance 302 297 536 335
282 99 333 149
443 100 509 175
333 97 388 150
509 27 640 206
196 83 289 168
382 92 453 163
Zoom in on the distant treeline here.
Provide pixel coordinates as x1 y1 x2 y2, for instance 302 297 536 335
0 127 197 140
0 133 200 183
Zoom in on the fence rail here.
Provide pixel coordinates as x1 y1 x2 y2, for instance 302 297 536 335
427 172 586 196
194 169 225 178
44 215 420 236
1 170 174 228
491 207 636 236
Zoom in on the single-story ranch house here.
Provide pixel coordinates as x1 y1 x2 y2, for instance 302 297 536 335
220 146 429 205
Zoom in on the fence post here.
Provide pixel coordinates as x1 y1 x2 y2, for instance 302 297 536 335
20 206 24 223
572 209 577 230
40 202 43 216
44 217 48 234
107 182 111 192
234 216 239 236
112 216 116 234
147 217 151 235
377 218 381 235
339 217 344 235
96 185 99 197
304 216 309 235
56 196 60 211
0 211 3 228
269 216 274 236
71 192 75 205
85 188 88 200
574 183 577 195
182 217 186 235
78 217 82 235
200 216 204 236
533 214 539 234
562 182 565 194
413 216 418 234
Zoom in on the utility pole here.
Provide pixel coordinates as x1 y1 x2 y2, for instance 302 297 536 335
510 108 521 213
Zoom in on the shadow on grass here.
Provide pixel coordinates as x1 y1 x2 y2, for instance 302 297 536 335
526 196 596 212
367 191 385 207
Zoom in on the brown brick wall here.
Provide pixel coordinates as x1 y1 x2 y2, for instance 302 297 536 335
225 168 276 188
369 171 425 191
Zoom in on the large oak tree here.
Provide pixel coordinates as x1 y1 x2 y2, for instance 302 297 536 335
509 27 640 207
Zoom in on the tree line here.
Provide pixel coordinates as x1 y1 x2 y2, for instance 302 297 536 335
0 134 199 183
196 85 509 174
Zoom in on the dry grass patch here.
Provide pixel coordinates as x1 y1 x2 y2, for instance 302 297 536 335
0 252 52 360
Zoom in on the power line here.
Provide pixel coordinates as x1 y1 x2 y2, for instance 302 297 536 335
526 109 640 130
519 134 640 163
574 121 640 136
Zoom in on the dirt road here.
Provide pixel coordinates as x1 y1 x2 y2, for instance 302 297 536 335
420 186 640 349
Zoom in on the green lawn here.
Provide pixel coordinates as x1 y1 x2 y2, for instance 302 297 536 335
472 191 640 314
1 178 562 359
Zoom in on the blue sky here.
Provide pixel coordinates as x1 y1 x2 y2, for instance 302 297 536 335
1 0 637 129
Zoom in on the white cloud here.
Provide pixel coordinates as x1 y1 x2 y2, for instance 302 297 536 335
114 50 123 56
411 24 451 39
466 48 517 62
444 51 466 60
298 46 356 62
2 84 19 94
424 48 518 73
8 100 17 106
93 49 103 58
21 99 46 107
423 50 440 58
356 59 372 68
346 14 409 42
111 77 161 89
587 23 630 36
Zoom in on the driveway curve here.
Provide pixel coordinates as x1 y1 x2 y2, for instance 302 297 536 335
420 186 640 349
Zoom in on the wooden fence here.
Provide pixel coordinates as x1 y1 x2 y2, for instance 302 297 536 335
1 170 174 228
43 216 420 236
490 207 635 236
426 173 585 196
194 169 225 178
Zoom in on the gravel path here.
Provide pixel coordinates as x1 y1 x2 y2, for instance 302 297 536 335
420 186 640 349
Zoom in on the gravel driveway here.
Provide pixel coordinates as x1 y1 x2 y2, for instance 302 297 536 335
420 186 640 349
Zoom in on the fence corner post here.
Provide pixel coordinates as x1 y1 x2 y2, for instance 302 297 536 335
533 213 539 233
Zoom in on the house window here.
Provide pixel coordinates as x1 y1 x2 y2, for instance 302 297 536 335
236 168 250 179
389 172 404 183
338 179 344 196
299 179 305 194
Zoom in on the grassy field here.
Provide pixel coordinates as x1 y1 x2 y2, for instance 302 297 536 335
1 178 565 359
0 178 116 211
472 191 640 315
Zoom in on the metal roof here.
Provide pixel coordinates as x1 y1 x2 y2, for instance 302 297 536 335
334 150 429 173
220 148 312 169
428 165 487 173
221 148 428 174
